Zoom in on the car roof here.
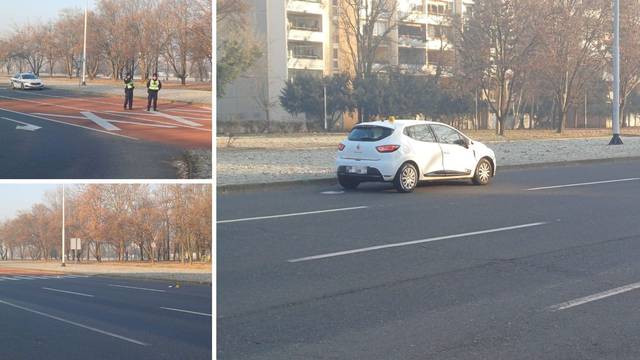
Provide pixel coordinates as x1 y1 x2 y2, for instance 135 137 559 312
354 119 449 129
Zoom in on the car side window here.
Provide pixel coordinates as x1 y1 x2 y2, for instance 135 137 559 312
404 125 436 143
430 124 464 145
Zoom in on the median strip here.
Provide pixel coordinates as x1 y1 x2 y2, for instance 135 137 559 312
0 298 148 346
218 206 368 224
288 222 549 263
527 178 640 191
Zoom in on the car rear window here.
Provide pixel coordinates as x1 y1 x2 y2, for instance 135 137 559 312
348 126 394 142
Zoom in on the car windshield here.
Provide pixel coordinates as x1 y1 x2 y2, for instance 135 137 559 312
348 126 394 142
21 74 37 79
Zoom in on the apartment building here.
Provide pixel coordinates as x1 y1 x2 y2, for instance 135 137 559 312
217 0 474 130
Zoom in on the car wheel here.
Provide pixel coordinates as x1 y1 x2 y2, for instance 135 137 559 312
472 158 493 185
394 162 418 193
338 175 360 190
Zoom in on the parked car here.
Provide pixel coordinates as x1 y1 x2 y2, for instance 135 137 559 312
10 73 44 90
336 119 496 193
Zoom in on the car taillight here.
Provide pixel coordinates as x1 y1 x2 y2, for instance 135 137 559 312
338 143 345 151
376 145 400 153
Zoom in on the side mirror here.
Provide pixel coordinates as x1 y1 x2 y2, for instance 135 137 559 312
454 139 468 148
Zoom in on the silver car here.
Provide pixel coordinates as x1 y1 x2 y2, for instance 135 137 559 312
10 73 44 90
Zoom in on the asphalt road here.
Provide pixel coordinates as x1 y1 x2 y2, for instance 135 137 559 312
218 159 640 359
0 273 212 360
0 86 211 179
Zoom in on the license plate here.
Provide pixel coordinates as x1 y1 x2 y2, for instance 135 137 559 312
348 166 367 174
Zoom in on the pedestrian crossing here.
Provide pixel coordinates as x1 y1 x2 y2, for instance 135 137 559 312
0 274 89 282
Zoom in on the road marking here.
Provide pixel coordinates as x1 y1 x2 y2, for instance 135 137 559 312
288 222 549 263
0 106 137 140
527 178 640 191
0 298 148 346
549 281 640 311
80 111 121 131
43 287 94 297
108 284 166 293
12 275 36 280
106 110 202 127
160 307 211 317
1 116 41 131
321 190 344 195
0 276 20 281
217 206 368 224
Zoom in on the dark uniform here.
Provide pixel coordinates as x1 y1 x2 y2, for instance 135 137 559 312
123 75 135 110
146 73 162 111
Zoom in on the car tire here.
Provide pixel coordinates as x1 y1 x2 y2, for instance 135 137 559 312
338 175 360 190
472 158 493 185
394 162 418 193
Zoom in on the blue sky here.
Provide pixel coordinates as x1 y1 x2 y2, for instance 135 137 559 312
0 184 60 222
0 0 95 34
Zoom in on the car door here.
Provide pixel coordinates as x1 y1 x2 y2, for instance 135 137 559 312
429 124 476 176
403 124 444 177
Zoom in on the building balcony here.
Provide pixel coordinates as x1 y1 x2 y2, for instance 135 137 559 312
398 35 427 48
288 57 325 71
287 0 324 15
399 63 427 73
288 28 325 42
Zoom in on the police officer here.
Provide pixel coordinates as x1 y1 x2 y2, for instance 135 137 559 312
146 73 162 111
123 73 135 110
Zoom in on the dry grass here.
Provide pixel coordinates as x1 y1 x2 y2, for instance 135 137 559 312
217 128 640 150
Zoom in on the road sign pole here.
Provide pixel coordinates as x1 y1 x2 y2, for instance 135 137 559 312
610 0 623 145
62 185 66 267
81 0 88 86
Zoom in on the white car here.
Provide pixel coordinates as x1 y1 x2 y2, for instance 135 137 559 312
10 73 44 90
336 119 497 193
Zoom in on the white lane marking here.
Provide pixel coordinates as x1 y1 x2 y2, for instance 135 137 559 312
1 116 41 131
321 191 344 195
549 281 640 311
160 307 211 317
12 275 36 280
106 110 202 127
0 106 137 140
217 206 368 224
527 178 640 191
33 113 186 129
43 287 94 298
288 222 549 263
0 276 20 281
166 108 212 114
0 298 148 346
80 111 120 131
108 284 166 293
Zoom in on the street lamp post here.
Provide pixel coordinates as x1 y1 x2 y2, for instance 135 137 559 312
61 185 66 267
610 0 623 145
81 0 88 86
323 84 328 131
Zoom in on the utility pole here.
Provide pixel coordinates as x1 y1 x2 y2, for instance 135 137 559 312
81 0 88 86
323 84 328 131
610 0 623 144
61 185 66 267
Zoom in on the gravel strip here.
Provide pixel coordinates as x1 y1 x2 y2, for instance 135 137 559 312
217 137 640 186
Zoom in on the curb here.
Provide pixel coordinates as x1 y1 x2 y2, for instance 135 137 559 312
217 156 640 193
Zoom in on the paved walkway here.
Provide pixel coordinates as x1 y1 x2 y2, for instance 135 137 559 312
217 136 640 186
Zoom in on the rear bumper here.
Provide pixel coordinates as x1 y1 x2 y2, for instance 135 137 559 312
337 166 385 182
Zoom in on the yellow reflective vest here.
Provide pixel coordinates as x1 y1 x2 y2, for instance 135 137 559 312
148 79 160 91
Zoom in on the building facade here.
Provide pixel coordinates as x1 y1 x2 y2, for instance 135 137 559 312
217 0 474 131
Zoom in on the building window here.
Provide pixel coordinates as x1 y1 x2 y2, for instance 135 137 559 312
288 13 322 32
428 3 451 16
289 42 323 59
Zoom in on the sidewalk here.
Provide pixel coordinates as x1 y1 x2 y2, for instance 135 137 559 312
217 136 640 187
0 261 212 284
